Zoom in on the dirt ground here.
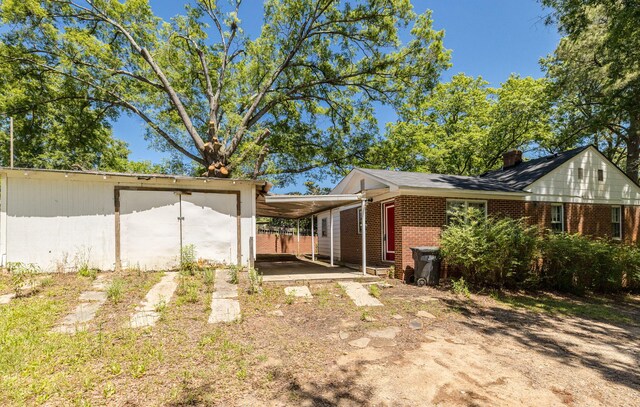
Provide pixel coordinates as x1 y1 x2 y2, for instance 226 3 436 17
0 271 638 406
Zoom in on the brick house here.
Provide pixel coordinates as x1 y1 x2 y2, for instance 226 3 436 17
315 145 640 281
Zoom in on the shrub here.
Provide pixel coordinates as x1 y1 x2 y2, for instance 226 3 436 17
202 268 215 292
451 277 470 297
228 265 239 285
107 279 124 304
247 268 262 294
540 234 640 294
440 209 539 287
8 262 39 297
180 244 197 275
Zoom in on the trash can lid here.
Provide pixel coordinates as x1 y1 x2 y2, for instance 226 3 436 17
410 246 440 253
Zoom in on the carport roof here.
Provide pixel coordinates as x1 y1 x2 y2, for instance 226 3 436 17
256 194 361 219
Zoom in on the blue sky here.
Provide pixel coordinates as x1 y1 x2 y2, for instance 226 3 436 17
111 0 560 193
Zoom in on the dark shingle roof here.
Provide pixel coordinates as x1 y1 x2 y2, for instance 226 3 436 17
356 168 524 193
480 146 590 189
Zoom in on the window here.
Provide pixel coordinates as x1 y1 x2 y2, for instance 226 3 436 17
321 218 327 237
598 169 604 182
578 167 584 180
551 204 564 233
356 208 363 234
446 200 487 224
612 206 622 240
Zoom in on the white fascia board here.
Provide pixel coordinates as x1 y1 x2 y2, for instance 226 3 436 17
398 187 528 200
264 194 362 203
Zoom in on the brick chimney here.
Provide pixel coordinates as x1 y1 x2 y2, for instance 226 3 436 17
503 150 523 168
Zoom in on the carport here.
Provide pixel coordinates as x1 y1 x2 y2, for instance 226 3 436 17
256 193 370 277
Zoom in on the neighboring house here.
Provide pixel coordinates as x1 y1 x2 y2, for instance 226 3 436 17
0 168 262 272
318 145 640 280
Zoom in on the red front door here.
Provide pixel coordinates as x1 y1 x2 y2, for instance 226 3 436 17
384 203 395 261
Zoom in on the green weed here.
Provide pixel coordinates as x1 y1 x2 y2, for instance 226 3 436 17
452 277 470 298
107 279 125 304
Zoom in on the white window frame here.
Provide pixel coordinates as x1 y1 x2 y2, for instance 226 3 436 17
321 217 328 237
550 203 564 233
446 199 488 224
611 206 622 240
356 208 363 235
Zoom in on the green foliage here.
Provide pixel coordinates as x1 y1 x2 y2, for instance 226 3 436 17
228 265 239 285
247 268 263 295
368 284 381 299
371 73 552 175
106 279 125 304
441 211 640 294
180 245 197 275
542 0 640 181
0 0 449 181
7 262 39 297
202 268 215 293
77 265 97 280
440 208 540 287
284 292 295 305
451 277 470 298
176 277 199 304
539 234 640 294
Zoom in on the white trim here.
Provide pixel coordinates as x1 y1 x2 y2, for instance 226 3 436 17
382 200 395 262
398 187 527 200
611 205 622 240
264 194 361 204
445 199 488 224
550 203 565 233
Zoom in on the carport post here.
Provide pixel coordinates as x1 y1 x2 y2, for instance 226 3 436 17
361 198 367 275
311 215 315 261
330 208 334 267
296 218 300 256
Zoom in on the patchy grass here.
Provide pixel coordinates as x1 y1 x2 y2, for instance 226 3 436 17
492 291 635 325
2 270 637 406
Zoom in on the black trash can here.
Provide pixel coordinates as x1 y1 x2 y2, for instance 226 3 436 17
410 246 441 287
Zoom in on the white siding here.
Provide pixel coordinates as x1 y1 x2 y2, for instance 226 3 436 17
317 209 341 261
0 171 257 272
526 147 640 205
5 177 116 271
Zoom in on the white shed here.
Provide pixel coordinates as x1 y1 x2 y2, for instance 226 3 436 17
0 168 263 272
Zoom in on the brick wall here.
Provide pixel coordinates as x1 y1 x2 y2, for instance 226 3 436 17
525 202 623 239
394 196 526 281
340 202 386 266
256 233 313 255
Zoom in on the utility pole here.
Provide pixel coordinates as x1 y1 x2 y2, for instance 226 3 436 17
9 117 13 168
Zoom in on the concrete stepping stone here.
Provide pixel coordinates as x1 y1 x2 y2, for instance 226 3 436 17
284 286 313 298
338 281 383 307
208 269 240 323
130 272 178 328
0 293 15 305
349 337 370 348
367 326 401 339
409 319 423 330
53 274 112 334
369 337 397 348
392 314 403 320
416 310 436 319
339 331 350 340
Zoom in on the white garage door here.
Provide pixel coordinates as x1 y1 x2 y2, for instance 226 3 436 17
119 190 237 270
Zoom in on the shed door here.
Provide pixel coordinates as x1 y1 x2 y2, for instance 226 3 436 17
119 190 238 270
181 192 237 265
120 190 180 270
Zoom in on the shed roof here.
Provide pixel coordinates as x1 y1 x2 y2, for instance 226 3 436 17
0 166 265 185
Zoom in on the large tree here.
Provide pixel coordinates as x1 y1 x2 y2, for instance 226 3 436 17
370 73 552 175
0 47 165 172
542 0 640 180
0 0 449 180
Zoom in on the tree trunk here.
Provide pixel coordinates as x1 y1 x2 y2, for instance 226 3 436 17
626 112 640 183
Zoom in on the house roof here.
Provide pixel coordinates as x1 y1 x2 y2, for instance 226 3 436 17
355 168 524 193
480 145 590 190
